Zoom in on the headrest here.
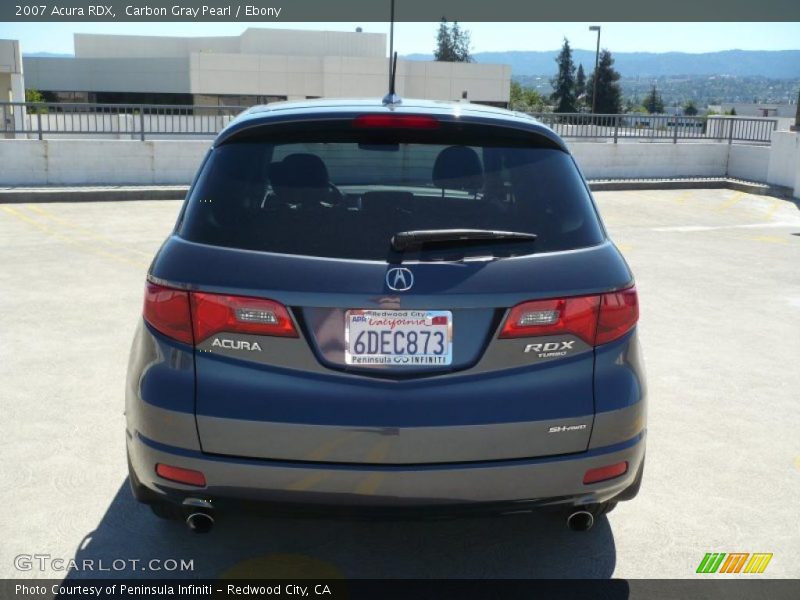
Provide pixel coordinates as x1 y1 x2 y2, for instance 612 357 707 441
432 146 484 193
273 153 329 189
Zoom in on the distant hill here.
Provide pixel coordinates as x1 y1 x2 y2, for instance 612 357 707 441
22 52 73 58
516 74 800 106
404 49 800 79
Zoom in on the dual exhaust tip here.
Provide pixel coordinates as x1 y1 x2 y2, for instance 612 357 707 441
183 498 214 533
566 509 595 532
185 511 214 533
182 500 596 533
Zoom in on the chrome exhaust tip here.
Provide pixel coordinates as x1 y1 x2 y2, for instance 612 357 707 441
182 497 214 533
566 510 595 532
185 512 214 533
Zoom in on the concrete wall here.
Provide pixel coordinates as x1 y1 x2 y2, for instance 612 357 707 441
22 30 510 105
24 54 510 104
0 140 210 185
74 29 386 60
24 56 191 95
568 142 730 180
767 131 800 189
0 39 24 104
1 138 797 199
727 144 771 182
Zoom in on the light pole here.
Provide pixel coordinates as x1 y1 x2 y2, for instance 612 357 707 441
589 26 601 114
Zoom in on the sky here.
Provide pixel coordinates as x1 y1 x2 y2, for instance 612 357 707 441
2 22 800 55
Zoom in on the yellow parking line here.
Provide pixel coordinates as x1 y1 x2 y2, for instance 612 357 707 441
354 439 393 496
24 204 153 258
1 206 149 268
286 471 330 492
764 199 783 220
674 191 693 204
749 235 789 245
305 431 359 462
714 191 745 211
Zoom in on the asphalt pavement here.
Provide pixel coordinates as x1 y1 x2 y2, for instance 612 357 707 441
1 189 798 579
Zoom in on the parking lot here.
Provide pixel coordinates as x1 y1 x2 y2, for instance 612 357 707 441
1 188 799 579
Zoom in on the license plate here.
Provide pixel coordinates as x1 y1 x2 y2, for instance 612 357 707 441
345 310 453 366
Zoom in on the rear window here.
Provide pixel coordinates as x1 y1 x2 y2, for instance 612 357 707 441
178 124 604 260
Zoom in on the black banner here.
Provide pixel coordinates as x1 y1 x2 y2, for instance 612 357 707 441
2 0 800 22
2 579 800 600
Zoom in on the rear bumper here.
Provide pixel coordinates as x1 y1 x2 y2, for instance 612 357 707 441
127 428 646 512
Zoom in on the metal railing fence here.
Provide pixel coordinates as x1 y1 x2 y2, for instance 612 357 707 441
0 102 779 144
529 113 778 144
0 102 246 140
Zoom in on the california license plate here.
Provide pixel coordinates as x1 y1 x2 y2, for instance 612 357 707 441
345 310 453 366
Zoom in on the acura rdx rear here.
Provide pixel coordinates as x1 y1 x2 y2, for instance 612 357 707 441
126 99 646 532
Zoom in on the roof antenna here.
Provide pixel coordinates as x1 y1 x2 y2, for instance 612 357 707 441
382 0 402 105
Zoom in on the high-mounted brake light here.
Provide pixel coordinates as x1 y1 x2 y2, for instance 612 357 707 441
142 282 194 345
499 286 638 346
352 114 440 129
142 282 297 344
190 292 298 342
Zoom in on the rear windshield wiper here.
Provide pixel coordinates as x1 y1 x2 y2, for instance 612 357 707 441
391 229 537 252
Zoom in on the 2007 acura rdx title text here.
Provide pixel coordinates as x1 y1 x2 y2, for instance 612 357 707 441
125 97 646 533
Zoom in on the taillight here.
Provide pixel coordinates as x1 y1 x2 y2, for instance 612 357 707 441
499 296 600 344
143 282 193 345
499 286 638 346
142 282 297 344
596 287 639 345
352 114 440 129
190 292 298 342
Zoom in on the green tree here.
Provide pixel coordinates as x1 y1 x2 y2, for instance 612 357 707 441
25 88 45 103
509 80 546 111
586 49 623 114
550 38 577 113
451 21 473 63
25 88 50 114
683 100 699 116
643 84 664 114
434 19 472 62
575 63 587 107
434 18 456 62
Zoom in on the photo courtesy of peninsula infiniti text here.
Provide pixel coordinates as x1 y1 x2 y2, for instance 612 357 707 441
125 96 646 533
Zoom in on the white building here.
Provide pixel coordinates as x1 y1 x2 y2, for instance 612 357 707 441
710 102 797 118
0 40 25 138
0 40 24 103
22 29 511 107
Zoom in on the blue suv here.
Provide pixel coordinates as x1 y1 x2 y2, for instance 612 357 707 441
126 98 646 533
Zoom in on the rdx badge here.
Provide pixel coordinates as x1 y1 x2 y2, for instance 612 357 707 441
212 338 262 352
524 341 575 355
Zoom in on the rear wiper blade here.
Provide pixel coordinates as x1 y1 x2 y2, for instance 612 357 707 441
391 229 537 251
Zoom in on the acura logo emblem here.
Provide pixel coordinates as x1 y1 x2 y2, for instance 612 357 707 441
386 267 414 291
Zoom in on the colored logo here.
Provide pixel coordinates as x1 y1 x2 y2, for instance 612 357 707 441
696 552 773 574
